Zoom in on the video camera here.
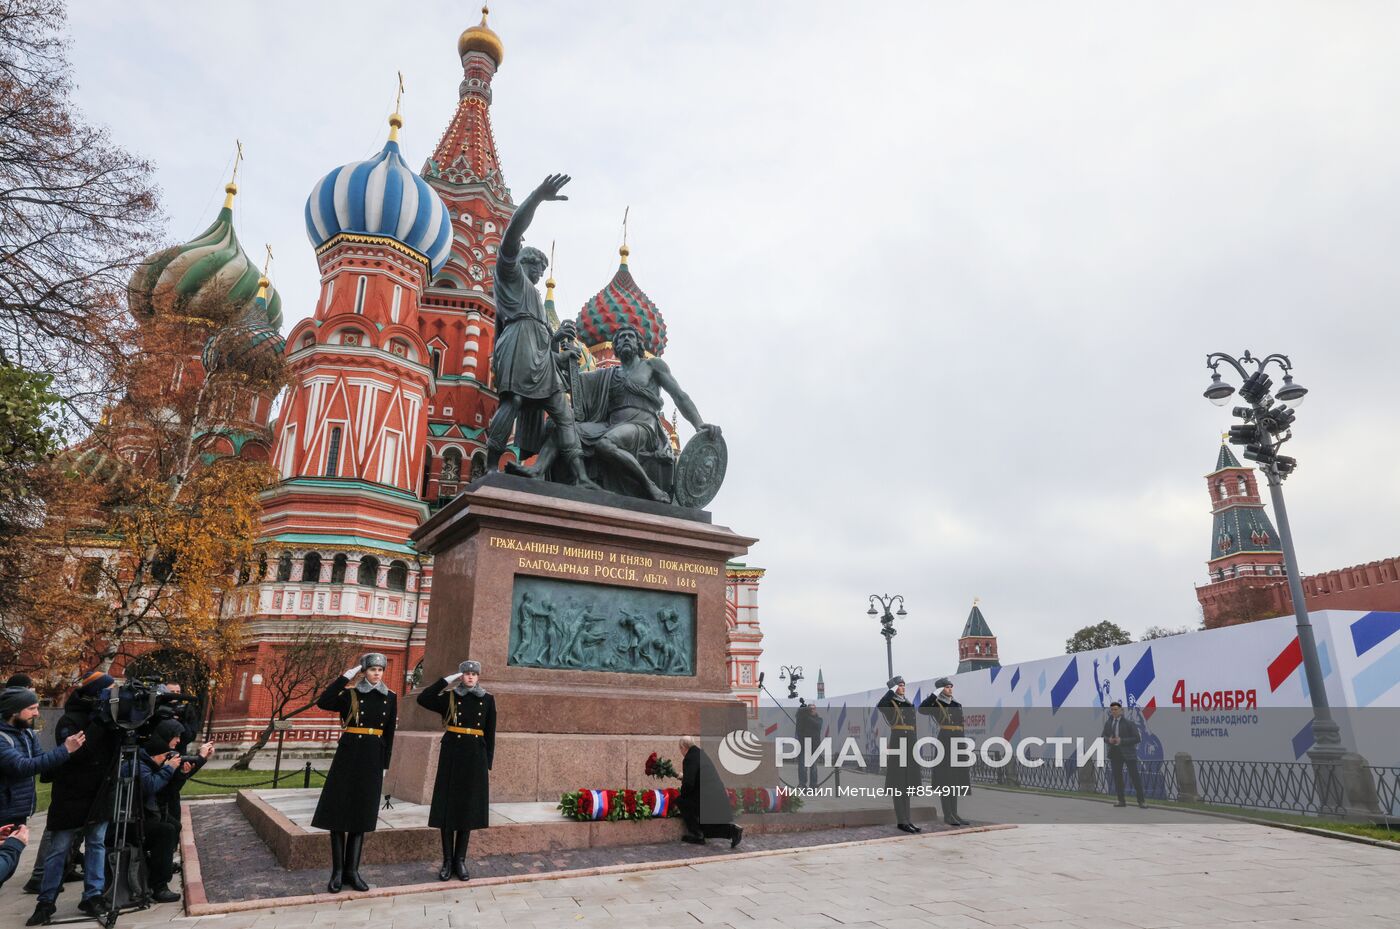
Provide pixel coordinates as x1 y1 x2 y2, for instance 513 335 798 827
96 676 196 738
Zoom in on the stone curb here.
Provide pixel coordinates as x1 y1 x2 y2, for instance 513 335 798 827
179 802 208 910
182 822 1016 916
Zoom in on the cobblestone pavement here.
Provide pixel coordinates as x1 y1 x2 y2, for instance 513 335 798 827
3 806 1396 929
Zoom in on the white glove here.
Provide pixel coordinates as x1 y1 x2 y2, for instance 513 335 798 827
445 672 463 683
342 664 362 680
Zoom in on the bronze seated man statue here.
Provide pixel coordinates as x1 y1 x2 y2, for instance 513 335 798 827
506 322 720 504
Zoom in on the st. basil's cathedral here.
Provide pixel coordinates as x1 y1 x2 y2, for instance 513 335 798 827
123 10 766 748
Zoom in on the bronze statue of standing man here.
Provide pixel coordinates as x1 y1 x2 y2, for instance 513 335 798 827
485 173 595 486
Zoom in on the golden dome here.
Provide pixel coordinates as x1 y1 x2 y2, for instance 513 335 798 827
458 5 504 64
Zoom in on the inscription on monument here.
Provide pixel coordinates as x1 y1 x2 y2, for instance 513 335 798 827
488 534 719 589
507 575 696 676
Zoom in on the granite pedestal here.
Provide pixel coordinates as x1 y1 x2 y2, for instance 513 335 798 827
384 474 757 804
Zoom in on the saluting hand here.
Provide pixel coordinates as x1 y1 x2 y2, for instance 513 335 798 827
342 664 363 681
445 672 463 684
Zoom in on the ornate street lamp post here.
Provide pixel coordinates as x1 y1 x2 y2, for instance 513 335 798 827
1203 351 1343 768
867 594 906 681
779 665 804 700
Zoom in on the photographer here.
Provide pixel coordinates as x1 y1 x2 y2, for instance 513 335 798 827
128 719 193 904
151 682 207 823
1 687 84 828
26 672 116 926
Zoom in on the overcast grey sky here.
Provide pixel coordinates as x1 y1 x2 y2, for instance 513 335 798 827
67 2 1400 696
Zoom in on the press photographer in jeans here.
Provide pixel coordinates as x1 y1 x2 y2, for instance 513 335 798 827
28 672 121 926
129 718 194 904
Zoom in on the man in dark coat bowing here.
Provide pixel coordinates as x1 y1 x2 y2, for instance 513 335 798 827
417 659 496 882
311 653 397 893
919 676 971 826
677 736 742 847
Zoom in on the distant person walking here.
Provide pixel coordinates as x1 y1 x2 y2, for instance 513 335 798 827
1103 701 1146 808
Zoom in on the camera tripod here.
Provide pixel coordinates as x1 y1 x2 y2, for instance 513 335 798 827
51 731 148 928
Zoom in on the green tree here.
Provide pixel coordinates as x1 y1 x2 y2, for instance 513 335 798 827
1065 620 1133 653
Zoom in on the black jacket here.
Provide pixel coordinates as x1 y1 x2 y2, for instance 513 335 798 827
1102 715 1141 758
46 700 119 831
679 746 732 826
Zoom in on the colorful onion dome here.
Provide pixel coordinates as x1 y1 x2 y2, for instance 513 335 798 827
201 276 287 385
576 245 667 356
304 113 454 275
458 5 504 63
128 183 283 330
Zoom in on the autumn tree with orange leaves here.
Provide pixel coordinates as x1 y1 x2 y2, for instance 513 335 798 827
0 1 285 688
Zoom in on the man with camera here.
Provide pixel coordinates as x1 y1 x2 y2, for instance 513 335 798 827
130 718 212 903
28 672 117 925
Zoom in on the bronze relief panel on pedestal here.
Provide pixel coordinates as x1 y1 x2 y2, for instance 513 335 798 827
507 575 696 676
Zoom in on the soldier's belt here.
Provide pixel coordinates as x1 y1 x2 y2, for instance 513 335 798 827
891 725 915 731
939 725 964 732
446 726 484 736
343 727 383 737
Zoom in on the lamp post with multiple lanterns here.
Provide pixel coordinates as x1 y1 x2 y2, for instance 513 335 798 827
866 594 906 682
1202 351 1342 765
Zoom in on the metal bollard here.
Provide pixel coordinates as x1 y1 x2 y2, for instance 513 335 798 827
303 761 312 789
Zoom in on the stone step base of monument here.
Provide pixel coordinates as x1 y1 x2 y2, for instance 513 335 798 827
237 788 948 870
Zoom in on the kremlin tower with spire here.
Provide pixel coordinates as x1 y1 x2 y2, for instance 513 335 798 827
1195 437 1400 627
184 9 765 745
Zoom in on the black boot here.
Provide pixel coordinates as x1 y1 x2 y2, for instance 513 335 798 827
326 832 345 893
452 831 470 881
25 902 56 926
343 833 370 892
438 829 454 881
940 796 956 826
950 797 968 826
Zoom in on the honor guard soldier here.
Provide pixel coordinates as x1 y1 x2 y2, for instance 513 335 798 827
876 675 922 833
311 653 397 893
919 676 970 826
417 659 496 881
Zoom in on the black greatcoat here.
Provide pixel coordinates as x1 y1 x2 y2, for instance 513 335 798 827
918 694 972 789
876 690 922 791
416 678 496 831
311 676 397 833
679 746 732 829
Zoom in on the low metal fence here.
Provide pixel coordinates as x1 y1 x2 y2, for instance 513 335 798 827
972 755 1398 821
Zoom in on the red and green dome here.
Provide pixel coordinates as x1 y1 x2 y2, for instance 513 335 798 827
575 245 667 356
201 278 286 386
128 184 283 331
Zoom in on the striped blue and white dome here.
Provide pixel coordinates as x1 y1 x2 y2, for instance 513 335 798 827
304 127 453 275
